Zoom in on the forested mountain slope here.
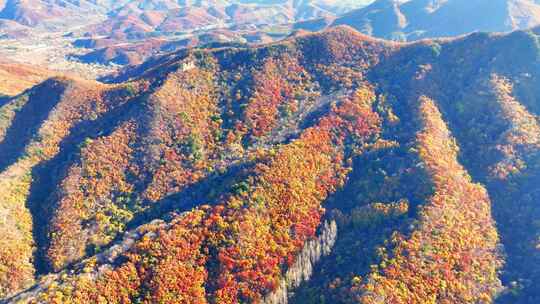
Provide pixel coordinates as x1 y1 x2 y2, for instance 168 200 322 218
0 25 539 303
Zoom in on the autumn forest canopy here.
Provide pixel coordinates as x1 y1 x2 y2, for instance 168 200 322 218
0 20 539 304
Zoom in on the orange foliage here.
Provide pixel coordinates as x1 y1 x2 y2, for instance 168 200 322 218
48 122 137 270
487 75 540 179
359 97 502 304
243 55 308 138
0 78 142 297
32 87 381 303
142 67 222 202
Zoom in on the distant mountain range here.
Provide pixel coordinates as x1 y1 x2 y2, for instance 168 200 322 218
0 0 108 27
0 0 366 29
333 0 540 40
3 0 540 68
0 1 372 66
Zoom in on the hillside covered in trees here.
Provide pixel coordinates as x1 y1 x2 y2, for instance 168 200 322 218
0 25 539 303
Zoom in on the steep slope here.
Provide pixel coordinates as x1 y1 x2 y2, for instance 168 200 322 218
333 0 407 40
359 96 501 303
0 77 146 297
333 0 540 41
1 26 540 304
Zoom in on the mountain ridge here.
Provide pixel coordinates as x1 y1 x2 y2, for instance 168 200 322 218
333 0 540 41
0 25 539 303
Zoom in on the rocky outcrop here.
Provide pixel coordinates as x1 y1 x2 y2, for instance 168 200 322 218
263 220 338 304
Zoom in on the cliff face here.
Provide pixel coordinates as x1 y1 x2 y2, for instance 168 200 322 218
1 26 540 303
263 221 338 304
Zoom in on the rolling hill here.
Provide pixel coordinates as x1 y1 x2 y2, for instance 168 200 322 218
0 25 539 303
0 61 51 96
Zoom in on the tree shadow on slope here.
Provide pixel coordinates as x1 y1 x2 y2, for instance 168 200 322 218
27 111 255 275
428 85 540 304
427 98 540 304
124 160 254 231
0 94 10 106
290 143 434 304
25 99 140 275
0 79 66 172
492 158 540 304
